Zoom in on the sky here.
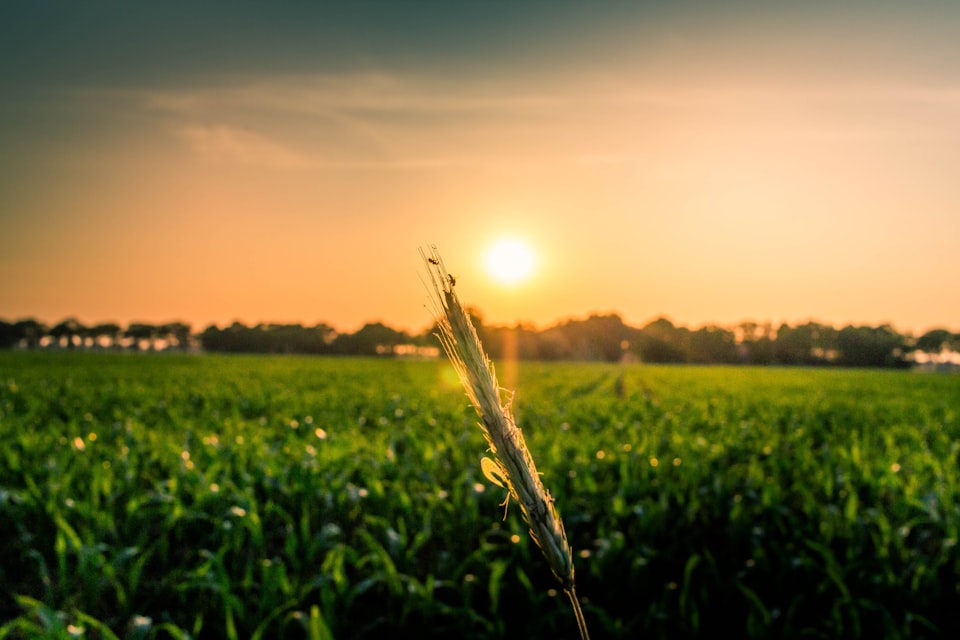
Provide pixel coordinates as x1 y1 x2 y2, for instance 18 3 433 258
2 1 958 336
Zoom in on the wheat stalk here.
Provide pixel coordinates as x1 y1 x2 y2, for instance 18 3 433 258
420 245 590 640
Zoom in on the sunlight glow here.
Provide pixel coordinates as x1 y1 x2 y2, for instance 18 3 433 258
484 238 536 285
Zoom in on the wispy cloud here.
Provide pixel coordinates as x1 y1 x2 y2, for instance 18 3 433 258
170 122 484 170
143 73 566 116
142 72 960 115
135 73 960 169
174 124 317 169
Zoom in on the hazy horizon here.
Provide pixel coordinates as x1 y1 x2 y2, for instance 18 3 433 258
3 2 959 337
3 303 954 339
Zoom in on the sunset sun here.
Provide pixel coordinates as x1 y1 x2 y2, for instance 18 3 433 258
484 238 536 285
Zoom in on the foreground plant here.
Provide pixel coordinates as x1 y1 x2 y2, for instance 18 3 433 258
421 245 590 640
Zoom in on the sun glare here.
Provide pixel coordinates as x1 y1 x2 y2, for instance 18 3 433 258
484 238 536 285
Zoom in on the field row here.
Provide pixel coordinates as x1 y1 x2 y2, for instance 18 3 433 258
1 353 959 638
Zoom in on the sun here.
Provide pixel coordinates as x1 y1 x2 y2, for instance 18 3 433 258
484 238 536 285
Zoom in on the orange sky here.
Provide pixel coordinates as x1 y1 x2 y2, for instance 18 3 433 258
2 3 958 336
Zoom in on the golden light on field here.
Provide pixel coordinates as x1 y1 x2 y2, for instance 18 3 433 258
483 238 536 286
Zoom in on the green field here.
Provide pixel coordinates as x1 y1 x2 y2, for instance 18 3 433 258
1 352 959 639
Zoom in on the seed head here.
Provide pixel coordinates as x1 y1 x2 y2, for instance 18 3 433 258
420 245 575 590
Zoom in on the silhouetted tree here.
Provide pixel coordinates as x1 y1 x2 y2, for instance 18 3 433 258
736 321 775 364
89 322 122 349
916 328 957 356
1 310 936 368
836 324 907 367
200 324 228 352
199 321 338 354
481 323 543 361
810 322 839 363
638 317 688 363
0 321 16 349
775 321 839 365
331 322 409 356
540 314 636 362
536 327 572 361
13 319 47 349
125 323 157 351
304 323 337 353
158 321 192 350
49 318 85 349
689 325 738 363
277 323 335 354
773 323 818 365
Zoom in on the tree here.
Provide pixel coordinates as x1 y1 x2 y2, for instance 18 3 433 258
49 317 85 349
200 324 228 352
689 325 738 363
125 323 157 351
836 324 907 368
89 322 122 349
198 322 339 354
0 321 16 349
331 322 409 356
540 314 636 362
159 322 192 350
809 322 839 363
12 319 47 349
638 317 688 363
773 323 817 365
736 320 775 364
916 328 956 356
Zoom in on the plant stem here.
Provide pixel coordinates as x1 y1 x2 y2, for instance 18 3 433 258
421 245 591 640
566 587 591 640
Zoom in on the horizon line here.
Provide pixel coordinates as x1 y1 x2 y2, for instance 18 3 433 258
2 311 957 338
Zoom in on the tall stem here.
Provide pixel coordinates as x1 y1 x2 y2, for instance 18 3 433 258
566 587 591 640
423 245 591 640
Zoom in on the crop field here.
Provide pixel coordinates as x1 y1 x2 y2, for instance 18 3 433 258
1 352 959 639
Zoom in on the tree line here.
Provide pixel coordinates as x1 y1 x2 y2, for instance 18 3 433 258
0 318 193 352
1 314 958 368
478 314 958 368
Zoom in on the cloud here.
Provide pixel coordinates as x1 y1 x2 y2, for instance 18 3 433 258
174 124 318 169
143 73 960 170
170 121 473 170
143 72 564 117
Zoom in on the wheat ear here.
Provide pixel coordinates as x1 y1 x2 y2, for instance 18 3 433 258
420 245 589 640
